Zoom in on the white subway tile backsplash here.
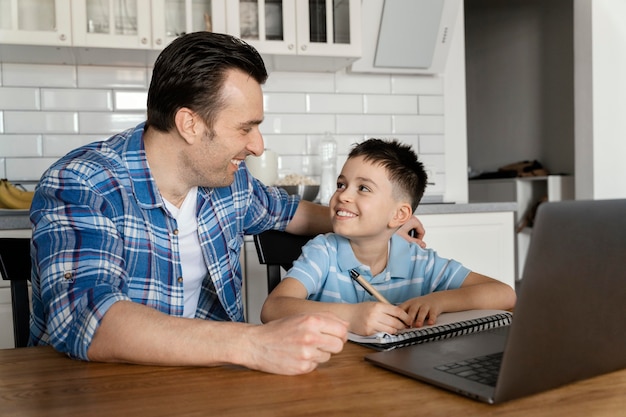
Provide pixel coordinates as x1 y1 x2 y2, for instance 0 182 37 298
78 112 145 134
263 93 306 113
43 135 105 157
261 114 335 134
0 62 448 199
2 63 77 87
262 135 307 155
0 135 42 157
391 75 443 95
42 88 113 111
0 87 40 110
419 135 446 154
78 66 148 89
336 115 392 134
4 111 78 134
263 72 334 93
6 157 58 181
335 71 391 94
393 115 444 134
114 91 148 111
419 96 444 115
364 94 418 114
306 93 362 114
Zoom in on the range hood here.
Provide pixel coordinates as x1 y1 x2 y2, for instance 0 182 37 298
350 0 461 75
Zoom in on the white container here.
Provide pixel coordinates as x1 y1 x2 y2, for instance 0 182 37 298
245 149 278 186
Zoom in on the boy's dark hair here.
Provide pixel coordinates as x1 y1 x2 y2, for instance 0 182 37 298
348 138 428 210
146 32 268 134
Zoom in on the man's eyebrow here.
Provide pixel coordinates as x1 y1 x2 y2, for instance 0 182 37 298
239 118 264 128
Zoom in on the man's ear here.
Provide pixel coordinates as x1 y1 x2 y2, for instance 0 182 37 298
174 107 201 145
389 203 413 229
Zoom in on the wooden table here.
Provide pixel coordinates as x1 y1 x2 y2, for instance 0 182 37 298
1 344 624 417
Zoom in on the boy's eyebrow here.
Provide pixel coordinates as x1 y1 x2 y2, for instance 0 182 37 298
338 174 379 187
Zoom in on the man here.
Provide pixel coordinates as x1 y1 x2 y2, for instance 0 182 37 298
29 32 423 375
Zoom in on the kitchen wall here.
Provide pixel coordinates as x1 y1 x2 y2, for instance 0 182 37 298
0 61 447 199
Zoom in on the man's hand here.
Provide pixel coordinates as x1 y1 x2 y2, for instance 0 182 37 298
245 312 348 375
397 215 426 248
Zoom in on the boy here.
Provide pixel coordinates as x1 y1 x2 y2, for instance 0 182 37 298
261 139 516 336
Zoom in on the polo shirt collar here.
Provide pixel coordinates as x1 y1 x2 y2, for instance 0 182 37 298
335 233 414 280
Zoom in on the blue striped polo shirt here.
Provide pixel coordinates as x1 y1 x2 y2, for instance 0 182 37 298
286 233 471 304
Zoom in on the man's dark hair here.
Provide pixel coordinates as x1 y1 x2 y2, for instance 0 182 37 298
348 138 428 210
146 32 268 133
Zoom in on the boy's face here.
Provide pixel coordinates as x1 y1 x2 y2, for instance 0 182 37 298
330 156 411 241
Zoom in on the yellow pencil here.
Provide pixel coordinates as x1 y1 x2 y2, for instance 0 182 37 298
349 269 391 304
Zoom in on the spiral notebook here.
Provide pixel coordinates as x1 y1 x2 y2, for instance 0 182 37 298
348 309 512 351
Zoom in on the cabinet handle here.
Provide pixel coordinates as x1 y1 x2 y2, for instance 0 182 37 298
288 44 295 50
59 34 66 41
155 38 162 46
301 44 308 51
141 38 148 44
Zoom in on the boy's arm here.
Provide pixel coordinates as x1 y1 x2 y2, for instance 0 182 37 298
400 273 517 327
261 278 411 336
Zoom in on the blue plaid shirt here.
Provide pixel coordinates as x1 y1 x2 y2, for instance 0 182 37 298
29 122 299 360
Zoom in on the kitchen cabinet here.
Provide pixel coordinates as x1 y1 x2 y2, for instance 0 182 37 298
151 0 227 49
0 0 72 46
71 0 153 49
72 0 227 50
226 0 361 71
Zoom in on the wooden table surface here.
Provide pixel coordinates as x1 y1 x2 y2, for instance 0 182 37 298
1 344 625 417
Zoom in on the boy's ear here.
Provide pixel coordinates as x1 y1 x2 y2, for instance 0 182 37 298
174 107 201 145
389 202 413 228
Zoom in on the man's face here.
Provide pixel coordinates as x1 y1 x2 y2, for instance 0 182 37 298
188 69 265 188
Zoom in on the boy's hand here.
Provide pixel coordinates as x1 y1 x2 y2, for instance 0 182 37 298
347 302 411 336
399 294 446 327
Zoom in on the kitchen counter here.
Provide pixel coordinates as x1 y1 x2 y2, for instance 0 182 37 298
0 210 30 230
416 202 517 215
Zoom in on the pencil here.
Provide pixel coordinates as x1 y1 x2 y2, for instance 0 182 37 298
349 269 391 304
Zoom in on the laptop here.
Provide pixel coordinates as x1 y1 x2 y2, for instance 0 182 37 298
365 199 626 404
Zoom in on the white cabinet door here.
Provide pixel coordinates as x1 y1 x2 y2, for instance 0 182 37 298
151 0 227 50
71 0 153 49
418 212 515 289
226 0 360 58
0 0 72 46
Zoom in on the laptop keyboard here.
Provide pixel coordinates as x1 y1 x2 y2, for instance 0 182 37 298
435 352 503 387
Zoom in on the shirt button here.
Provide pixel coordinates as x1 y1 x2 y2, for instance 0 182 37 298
173 229 179 235
177 277 184 283
64 272 73 280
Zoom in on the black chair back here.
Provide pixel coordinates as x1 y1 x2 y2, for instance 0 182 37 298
0 237 31 347
253 230 314 293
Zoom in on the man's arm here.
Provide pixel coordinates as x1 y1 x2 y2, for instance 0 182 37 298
88 300 348 375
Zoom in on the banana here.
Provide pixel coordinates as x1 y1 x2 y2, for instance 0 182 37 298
2 179 34 202
0 179 33 210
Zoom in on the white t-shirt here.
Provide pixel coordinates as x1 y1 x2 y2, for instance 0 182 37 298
163 187 207 318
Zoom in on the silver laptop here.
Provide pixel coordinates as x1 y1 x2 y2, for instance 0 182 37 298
365 199 626 404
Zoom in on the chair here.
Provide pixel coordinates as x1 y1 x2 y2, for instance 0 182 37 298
0 238 31 348
253 230 314 293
